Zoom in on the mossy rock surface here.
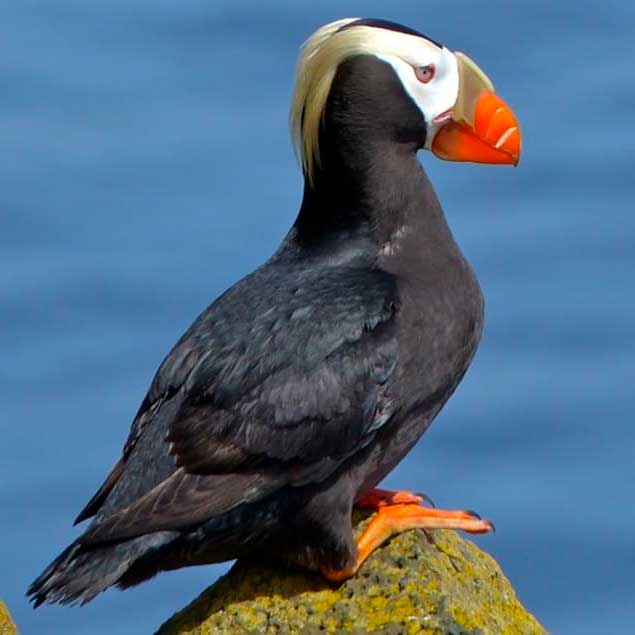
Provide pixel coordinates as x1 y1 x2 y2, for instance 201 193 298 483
0 600 17 635
157 511 544 635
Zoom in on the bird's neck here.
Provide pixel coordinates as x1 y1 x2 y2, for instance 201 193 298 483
288 139 459 269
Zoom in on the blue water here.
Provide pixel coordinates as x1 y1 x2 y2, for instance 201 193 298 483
2 2 634 633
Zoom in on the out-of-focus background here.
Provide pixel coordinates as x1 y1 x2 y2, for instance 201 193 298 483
2 1 634 633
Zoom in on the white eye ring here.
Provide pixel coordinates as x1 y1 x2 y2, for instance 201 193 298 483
414 64 435 84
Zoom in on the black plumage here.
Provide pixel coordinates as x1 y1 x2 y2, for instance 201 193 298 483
336 17 443 48
29 29 486 606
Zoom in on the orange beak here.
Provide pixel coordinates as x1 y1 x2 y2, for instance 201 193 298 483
430 52 521 166
432 93 521 165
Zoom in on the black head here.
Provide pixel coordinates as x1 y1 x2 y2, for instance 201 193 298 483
290 18 520 185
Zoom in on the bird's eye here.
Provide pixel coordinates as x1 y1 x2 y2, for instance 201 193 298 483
414 64 435 84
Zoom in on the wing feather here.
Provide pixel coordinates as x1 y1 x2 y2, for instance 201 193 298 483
77 263 399 539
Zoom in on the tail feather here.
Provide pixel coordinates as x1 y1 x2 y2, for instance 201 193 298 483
28 532 176 607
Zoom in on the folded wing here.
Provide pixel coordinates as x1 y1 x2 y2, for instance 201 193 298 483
77 264 399 544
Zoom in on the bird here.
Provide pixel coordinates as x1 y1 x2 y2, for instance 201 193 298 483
29 17 520 606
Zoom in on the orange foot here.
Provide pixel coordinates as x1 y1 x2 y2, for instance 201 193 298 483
355 487 433 509
321 503 494 583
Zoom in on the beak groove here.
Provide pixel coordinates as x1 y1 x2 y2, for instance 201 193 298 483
475 93 521 161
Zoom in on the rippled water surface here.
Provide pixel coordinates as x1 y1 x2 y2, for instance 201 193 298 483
2 2 634 633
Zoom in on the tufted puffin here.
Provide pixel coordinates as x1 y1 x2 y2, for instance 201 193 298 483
29 17 521 605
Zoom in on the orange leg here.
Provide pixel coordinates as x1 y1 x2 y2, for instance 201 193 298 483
355 487 433 509
321 503 494 583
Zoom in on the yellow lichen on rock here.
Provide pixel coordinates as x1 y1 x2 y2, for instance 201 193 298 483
0 600 17 635
156 511 545 635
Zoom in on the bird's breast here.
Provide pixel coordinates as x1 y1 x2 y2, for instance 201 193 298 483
355 258 483 494
391 253 484 414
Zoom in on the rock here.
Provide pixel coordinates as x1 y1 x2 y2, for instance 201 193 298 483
156 511 545 635
0 600 17 635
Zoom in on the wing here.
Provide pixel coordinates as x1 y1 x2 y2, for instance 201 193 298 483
78 263 399 543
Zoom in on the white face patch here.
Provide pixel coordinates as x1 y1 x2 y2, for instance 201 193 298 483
375 45 459 150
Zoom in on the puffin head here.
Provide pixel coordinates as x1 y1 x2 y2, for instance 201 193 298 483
291 18 521 185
